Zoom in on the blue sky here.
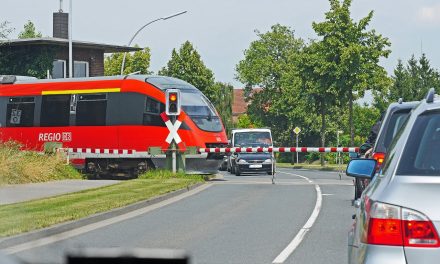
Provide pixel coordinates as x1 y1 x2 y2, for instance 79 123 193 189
2 0 440 87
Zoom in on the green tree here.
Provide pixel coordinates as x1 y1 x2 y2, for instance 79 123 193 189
159 41 215 95
0 21 13 39
236 24 311 147
0 21 53 78
0 46 56 78
387 60 408 102
160 41 233 133
382 54 440 104
236 114 261 128
298 42 339 165
104 46 152 76
309 0 391 146
18 21 42 39
210 82 234 134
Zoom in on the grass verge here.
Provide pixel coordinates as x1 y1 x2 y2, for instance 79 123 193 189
276 162 345 171
0 142 82 185
0 175 203 237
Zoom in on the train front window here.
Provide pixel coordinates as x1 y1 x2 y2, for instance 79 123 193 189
181 90 223 132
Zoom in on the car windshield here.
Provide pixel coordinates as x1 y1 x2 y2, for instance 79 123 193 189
181 90 223 132
375 109 411 153
397 111 440 176
233 132 272 147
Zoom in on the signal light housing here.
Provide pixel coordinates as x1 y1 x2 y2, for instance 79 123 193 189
165 89 181 116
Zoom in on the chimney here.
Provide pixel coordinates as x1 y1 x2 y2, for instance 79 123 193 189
53 12 68 39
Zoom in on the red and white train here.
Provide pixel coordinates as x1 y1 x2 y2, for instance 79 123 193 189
0 75 228 175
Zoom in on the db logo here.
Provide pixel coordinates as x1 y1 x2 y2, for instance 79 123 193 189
38 132 72 142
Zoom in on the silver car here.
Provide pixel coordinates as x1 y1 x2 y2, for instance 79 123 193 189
347 88 440 264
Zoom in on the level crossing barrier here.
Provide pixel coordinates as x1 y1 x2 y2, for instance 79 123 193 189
198 147 359 154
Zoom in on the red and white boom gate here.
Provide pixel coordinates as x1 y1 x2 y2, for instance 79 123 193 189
198 147 359 154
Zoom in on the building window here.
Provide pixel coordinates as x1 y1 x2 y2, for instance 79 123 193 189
6 97 35 127
76 94 107 126
40 95 71 127
52 60 66 79
74 61 89 77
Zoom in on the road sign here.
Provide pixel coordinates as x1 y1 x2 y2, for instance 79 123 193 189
293 127 301 135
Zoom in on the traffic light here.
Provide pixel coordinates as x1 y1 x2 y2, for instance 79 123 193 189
165 89 181 115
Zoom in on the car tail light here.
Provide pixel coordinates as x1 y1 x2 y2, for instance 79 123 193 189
402 208 440 247
372 152 386 167
362 201 440 247
364 202 403 245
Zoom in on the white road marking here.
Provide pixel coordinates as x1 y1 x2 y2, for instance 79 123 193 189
272 171 323 263
3 184 212 255
322 193 334 196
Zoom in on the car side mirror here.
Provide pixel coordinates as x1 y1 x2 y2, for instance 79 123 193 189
346 159 377 179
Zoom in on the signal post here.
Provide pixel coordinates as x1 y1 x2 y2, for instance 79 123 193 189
164 89 185 173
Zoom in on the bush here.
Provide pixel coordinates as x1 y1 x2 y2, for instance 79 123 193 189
0 141 82 185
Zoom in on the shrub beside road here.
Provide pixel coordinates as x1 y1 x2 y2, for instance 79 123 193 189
0 142 82 185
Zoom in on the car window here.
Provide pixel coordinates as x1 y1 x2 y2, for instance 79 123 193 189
375 109 411 153
233 132 272 147
397 111 440 176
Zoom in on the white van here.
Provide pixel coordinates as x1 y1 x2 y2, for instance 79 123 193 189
227 128 274 175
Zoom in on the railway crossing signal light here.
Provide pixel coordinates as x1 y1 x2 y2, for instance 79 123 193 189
166 89 181 116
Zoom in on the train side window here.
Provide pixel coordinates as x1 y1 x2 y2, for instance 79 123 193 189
76 94 107 126
40 95 70 127
143 96 165 127
6 97 35 127
145 97 160 114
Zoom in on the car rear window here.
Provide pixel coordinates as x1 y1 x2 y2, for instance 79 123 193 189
397 111 440 176
375 109 411 153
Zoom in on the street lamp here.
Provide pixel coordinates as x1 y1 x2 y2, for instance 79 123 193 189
120 11 187 75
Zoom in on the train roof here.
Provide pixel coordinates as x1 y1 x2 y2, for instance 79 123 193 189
0 75 199 91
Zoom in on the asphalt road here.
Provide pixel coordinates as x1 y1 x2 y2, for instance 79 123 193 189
9 168 355 264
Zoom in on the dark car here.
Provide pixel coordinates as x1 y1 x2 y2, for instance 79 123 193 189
353 100 418 200
370 100 419 166
230 152 274 176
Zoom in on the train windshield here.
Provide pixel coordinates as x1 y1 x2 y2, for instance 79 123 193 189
181 90 223 132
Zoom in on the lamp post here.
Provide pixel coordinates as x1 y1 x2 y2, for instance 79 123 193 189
336 130 343 164
120 11 187 75
68 0 73 78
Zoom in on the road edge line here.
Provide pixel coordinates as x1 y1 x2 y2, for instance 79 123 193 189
272 172 323 263
1 183 212 255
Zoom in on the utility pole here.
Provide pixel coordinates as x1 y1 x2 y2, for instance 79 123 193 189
68 0 73 78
